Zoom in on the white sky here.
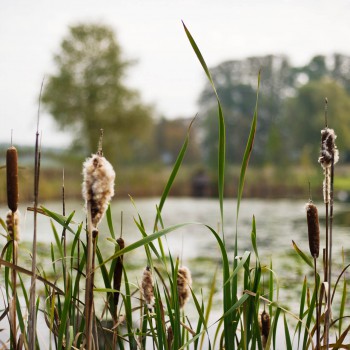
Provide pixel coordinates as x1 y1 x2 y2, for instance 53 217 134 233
1 0 350 147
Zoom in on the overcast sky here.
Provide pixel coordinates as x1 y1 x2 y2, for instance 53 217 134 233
1 0 350 147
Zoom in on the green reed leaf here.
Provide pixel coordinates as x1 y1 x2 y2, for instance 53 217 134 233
57 281 71 350
200 268 217 350
106 204 115 239
339 277 347 336
251 216 259 260
41 206 77 235
265 307 281 350
236 71 260 220
284 313 293 350
182 21 226 237
292 240 313 268
225 251 251 286
97 223 194 269
302 286 317 350
153 117 196 232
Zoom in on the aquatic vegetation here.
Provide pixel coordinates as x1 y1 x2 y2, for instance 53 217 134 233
0 22 349 350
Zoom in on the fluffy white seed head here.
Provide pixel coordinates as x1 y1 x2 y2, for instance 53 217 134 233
141 266 155 309
6 210 20 241
177 266 192 308
318 128 339 169
82 154 115 229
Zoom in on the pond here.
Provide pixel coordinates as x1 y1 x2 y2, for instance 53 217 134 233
17 197 350 264
2 197 350 348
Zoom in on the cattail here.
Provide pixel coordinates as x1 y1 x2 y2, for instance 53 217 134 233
319 128 338 204
141 266 155 309
6 210 20 241
167 326 173 349
6 146 19 212
177 266 192 309
82 154 115 230
305 202 320 258
318 128 339 169
113 237 125 308
260 310 270 348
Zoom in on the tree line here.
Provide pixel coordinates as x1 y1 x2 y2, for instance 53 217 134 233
42 23 350 168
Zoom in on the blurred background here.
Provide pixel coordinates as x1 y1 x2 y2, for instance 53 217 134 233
1 0 350 201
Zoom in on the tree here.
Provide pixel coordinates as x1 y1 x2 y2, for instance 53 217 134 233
283 79 350 162
42 23 154 165
198 55 296 165
155 117 201 165
198 54 350 166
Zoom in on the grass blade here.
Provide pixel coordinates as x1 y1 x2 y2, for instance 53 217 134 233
153 118 196 232
284 313 293 350
97 222 199 269
292 240 313 268
236 71 260 221
182 21 226 238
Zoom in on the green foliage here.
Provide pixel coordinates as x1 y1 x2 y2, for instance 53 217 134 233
283 79 350 161
199 54 350 166
42 23 154 165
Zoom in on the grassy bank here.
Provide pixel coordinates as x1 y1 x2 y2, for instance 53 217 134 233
1 162 350 202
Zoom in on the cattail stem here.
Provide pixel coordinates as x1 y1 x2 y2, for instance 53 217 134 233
85 201 94 350
314 257 320 350
11 219 18 350
112 236 124 348
61 169 70 348
28 129 40 349
113 237 124 311
318 117 339 348
62 169 67 273
325 159 335 348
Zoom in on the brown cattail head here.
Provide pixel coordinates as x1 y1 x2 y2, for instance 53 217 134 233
318 128 339 169
6 210 20 241
82 154 115 230
177 266 192 309
117 237 125 250
167 326 173 349
305 202 320 258
260 310 270 348
141 266 155 309
6 146 19 212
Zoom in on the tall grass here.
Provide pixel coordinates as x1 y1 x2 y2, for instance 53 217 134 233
0 22 349 350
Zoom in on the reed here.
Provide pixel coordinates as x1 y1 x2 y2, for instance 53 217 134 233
260 310 270 348
141 266 155 310
6 146 18 213
6 142 19 349
317 99 339 349
82 130 115 349
306 201 320 259
177 266 192 309
306 200 320 348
